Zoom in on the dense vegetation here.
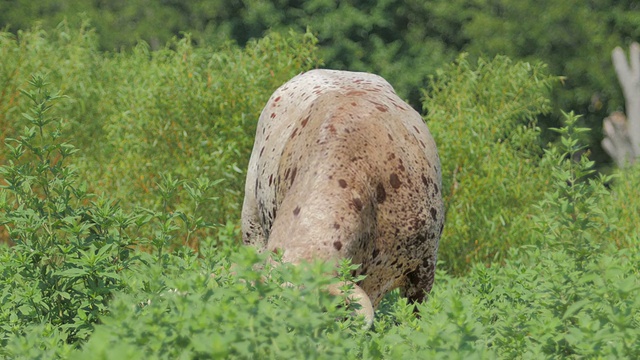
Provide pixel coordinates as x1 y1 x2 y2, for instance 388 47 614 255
3 1 640 164
0 21 639 359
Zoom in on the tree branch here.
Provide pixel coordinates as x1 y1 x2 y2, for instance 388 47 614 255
604 42 640 166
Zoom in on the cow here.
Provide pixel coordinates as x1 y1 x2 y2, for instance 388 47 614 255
241 69 444 326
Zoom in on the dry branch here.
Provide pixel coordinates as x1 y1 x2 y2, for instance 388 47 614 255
603 42 640 167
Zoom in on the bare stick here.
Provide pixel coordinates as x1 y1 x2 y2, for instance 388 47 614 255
605 42 640 166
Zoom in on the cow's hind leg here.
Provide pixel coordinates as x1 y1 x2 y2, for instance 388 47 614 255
400 254 437 312
328 282 374 329
241 189 266 251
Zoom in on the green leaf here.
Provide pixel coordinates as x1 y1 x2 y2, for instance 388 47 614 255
561 299 590 320
55 268 89 278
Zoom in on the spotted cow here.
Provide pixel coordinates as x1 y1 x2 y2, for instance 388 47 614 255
241 69 444 325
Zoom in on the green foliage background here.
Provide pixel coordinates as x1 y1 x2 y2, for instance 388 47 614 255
0 12 639 360
1 23 320 237
2 0 639 163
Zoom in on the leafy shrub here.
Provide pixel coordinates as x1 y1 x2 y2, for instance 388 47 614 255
0 24 322 245
0 75 230 357
0 21 100 154
407 239 640 359
599 162 640 248
86 29 320 224
72 249 368 359
0 76 142 350
534 112 617 264
424 55 558 274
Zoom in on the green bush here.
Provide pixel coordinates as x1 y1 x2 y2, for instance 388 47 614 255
424 55 558 274
71 250 368 359
0 21 101 152
0 24 321 243
599 162 640 248
425 56 639 280
0 75 141 350
85 28 320 218
0 74 222 357
534 112 618 265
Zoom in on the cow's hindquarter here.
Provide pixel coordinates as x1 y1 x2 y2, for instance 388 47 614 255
242 69 444 314
350 102 443 308
268 89 442 308
265 91 381 264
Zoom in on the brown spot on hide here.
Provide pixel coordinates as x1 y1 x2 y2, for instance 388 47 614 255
368 100 389 112
376 183 387 203
293 206 301 216
338 179 347 188
390 173 401 189
346 90 367 96
394 103 407 111
333 241 343 251
352 198 363 212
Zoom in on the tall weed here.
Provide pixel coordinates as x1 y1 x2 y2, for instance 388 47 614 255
424 55 559 274
534 111 617 264
0 76 141 350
